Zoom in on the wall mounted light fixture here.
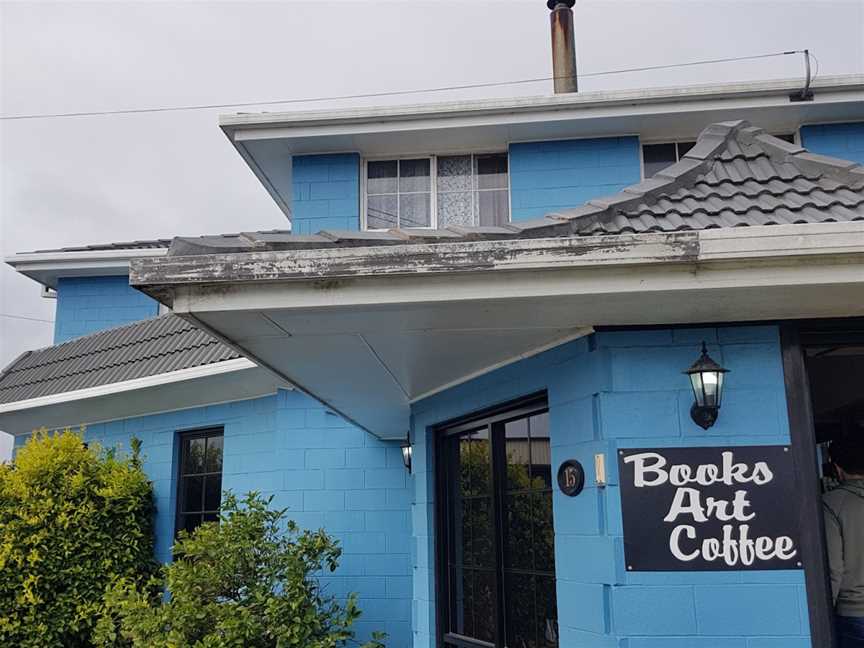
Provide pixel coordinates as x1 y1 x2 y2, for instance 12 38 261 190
684 342 729 430
401 440 413 473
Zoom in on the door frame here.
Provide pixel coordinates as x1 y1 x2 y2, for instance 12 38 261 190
780 318 864 648
433 392 550 648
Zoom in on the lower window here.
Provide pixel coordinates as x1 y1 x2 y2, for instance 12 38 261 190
438 396 557 648
175 428 223 536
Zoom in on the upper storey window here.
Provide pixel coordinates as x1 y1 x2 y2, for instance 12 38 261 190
363 153 509 230
642 134 796 178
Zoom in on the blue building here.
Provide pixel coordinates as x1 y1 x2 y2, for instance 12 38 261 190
3 10 864 645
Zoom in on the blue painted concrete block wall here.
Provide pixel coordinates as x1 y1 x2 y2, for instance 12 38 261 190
291 153 361 234
411 325 809 648
16 390 411 647
508 137 642 221
800 122 864 165
54 276 159 343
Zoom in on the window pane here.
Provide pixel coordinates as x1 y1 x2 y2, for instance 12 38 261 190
437 191 474 227
367 195 398 229
505 418 531 491
181 475 204 513
180 513 201 536
202 512 219 524
475 153 508 190
183 437 206 474
437 155 472 192
204 474 222 512
398 193 431 228
473 570 497 643
505 572 537 648
530 413 551 487
533 491 555 573
205 435 223 473
367 160 397 194
642 143 677 178
398 158 430 193
476 189 509 227
504 492 534 570
460 430 490 497
536 574 559 646
451 567 474 638
676 141 696 159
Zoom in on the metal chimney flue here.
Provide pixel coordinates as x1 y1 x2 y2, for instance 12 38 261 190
548 0 577 94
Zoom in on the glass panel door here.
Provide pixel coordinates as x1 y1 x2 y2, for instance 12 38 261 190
440 399 557 648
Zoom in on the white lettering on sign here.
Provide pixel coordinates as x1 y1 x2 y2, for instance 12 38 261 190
623 450 795 568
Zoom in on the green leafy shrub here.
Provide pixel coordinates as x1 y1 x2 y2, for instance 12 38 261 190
99 492 386 648
0 428 156 648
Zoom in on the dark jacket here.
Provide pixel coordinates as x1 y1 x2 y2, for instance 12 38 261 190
824 479 864 617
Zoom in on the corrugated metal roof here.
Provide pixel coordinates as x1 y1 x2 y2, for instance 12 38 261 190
162 120 864 257
0 314 240 405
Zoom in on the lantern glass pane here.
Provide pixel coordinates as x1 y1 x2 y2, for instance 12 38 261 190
689 372 706 406
702 371 720 406
715 372 725 407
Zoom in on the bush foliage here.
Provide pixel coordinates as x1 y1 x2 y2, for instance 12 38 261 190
100 492 385 648
0 429 156 648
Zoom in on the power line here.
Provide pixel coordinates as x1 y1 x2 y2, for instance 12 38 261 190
0 313 54 324
0 50 809 121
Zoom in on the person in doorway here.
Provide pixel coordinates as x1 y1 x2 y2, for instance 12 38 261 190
825 437 864 647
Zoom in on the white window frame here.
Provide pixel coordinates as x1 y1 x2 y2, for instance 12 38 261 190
361 152 510 231
639 140 696 179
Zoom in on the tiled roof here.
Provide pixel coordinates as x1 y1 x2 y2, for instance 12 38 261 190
0 314 240 405
163 120 864 257
28 239 174 253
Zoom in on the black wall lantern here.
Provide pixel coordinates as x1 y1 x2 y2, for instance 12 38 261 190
401 441 412 473
684 342 729 430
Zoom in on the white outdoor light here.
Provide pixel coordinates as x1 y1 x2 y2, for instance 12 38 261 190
401 441 412 473
684 342 730 430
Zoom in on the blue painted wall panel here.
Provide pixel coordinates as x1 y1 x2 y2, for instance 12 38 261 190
291 153 360 234
54 275 159 343
410 326 808 647
508 137 642 221
800 122 864 165
15 389 411 647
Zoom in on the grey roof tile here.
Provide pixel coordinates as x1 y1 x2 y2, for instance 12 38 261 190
0 314 241 405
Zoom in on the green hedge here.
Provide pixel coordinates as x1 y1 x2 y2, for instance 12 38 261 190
0 429 156 648
100 492 386 648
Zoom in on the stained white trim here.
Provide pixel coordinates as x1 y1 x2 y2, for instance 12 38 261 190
0 358 258 415
6 248 168 289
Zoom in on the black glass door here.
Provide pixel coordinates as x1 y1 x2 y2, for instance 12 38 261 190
438 397 558 648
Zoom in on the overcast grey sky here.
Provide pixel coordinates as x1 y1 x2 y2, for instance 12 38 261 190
0 0 862 452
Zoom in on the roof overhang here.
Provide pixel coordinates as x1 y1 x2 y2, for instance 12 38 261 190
220 75 864 218
5 248 168 289
131 222 864 439
0 358 287 436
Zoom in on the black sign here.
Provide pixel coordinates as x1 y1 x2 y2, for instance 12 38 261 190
557 459 585 496
618 446 803 571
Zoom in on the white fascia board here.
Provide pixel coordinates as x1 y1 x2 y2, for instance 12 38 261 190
0 358 257 415
220 75 864 133
5 248 168 289
0 358 291 437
